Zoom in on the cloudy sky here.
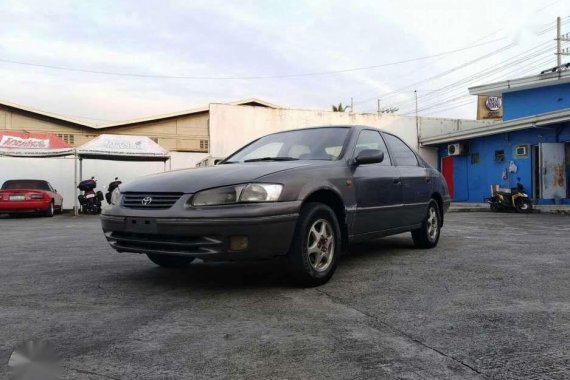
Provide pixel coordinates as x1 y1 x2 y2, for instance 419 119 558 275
0 0 568 124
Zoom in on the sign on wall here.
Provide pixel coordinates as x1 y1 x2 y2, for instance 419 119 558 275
477 96 503 120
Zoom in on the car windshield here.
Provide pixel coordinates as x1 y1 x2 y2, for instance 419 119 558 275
224 127 350 163
1 180 50 191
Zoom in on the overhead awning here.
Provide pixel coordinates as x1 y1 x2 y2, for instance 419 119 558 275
0 130 74 157
76 134 170 161
420 108 570 146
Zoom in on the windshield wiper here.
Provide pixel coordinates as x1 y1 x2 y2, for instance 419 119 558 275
244 156 299 163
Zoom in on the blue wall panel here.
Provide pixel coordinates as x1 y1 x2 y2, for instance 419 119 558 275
438 124 570 202
503 83 570 120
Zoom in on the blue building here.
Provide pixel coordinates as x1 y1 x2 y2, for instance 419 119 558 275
421 68 570 204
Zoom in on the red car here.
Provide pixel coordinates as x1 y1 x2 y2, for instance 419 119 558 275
0 179 63 217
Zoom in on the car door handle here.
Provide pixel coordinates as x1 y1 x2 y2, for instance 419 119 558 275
393 178 402 185
425 178 432 183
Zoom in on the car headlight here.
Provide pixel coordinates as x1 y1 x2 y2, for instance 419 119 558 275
190 183 283 206
110 187 122 205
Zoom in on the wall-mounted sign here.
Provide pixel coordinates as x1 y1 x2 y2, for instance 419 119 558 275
477 96 503 120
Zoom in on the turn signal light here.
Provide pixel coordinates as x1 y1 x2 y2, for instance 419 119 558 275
229 236 248 251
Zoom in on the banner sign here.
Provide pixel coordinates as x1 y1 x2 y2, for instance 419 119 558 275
0 136 50 149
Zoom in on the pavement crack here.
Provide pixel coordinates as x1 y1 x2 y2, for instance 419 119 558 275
69 367 122 379
314 288 484 377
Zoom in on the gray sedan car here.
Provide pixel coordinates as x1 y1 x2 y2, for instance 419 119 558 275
101 126 450 286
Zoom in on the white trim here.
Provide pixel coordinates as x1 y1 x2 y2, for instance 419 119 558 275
420 108 570 145
469 70 570 96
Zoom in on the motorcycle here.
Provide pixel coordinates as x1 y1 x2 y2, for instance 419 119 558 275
487 181 533 213
105 178 122 205
77 179 104 214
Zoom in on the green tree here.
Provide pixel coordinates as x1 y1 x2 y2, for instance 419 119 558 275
332 103 349 112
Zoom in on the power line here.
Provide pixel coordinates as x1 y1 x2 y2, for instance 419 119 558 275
393 44 553 113
0 38 508 80
353 42 517 106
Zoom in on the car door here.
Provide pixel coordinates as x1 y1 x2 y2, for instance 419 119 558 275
351 129 403 235
382 133 432 226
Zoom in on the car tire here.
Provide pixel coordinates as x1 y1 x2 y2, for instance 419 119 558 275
412 200 441 249
287 202 341 287
146 253 194 268
43 202 55 218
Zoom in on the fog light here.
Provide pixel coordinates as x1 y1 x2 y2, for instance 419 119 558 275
229 236 248 251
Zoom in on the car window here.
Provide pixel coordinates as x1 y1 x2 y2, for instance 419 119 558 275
383 133 418 167
240 142 284 161
224 127 351 163
1 180 51 190
354 130 391 166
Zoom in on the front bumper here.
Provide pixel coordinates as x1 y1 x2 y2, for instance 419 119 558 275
101 201 302 261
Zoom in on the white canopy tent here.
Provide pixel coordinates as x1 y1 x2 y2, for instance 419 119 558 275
74 134 171 215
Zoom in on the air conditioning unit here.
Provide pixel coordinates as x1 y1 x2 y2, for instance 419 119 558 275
447 143 467 156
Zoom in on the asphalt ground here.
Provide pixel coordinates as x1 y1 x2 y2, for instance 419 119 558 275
0 212 569 379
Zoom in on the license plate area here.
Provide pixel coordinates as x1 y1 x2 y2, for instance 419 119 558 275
9 195 25 201
125 218 158 233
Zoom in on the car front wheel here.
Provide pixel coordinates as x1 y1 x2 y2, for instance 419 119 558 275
412 200 441 249
287 202 341 287
146 254 194 268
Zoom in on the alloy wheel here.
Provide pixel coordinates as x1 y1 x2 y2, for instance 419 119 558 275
426 206 439 241
306 218 335 272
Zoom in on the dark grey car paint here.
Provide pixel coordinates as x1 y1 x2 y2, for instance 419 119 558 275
102 125 450 260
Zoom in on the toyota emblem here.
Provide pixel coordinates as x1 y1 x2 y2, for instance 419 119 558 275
141 196 152 206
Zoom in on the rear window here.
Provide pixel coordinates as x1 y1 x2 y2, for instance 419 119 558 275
1 180 51 191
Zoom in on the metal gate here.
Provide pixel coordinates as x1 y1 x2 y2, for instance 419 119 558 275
539 143 566 199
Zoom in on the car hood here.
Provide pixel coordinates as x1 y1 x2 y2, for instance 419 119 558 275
120 161 315 193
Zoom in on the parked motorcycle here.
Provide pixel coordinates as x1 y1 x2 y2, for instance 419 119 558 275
105 178 122 205
77 178 103 214
487 181 533 213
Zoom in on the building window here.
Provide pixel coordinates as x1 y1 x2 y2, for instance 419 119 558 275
514 144 528 158
200 139 209 150
471 153 480 164
494 150 505 163
57 134 75 145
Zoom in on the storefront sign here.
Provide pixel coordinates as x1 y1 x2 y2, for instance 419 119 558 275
477 96 503 120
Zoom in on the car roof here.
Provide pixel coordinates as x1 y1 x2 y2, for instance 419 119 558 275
263 125 386 136
3 179 49 183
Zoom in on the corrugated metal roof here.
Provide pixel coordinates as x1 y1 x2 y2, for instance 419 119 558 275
468 70 570 96
420 108 570 145
0 98 279 130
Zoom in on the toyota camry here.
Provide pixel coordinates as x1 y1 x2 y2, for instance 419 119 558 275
101 126 450 286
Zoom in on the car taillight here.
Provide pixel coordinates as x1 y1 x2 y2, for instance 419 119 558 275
30 193 45 199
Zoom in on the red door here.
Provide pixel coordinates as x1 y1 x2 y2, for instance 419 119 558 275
441 156 454 198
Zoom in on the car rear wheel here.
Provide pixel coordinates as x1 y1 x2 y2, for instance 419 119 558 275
43 202 55 218
146 253 194 268
287 202 341 287
412 200 441 249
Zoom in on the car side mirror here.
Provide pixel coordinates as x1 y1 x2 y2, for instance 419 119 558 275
54 189 58 193
354 149 384 165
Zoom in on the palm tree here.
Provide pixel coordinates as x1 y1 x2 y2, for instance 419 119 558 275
332 103 349 112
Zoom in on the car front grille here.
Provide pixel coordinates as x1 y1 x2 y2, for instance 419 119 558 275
122 192 183 209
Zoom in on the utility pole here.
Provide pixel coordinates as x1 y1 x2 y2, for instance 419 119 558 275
557 16 561 67
414 90 420 148
377 99 381 116
556 16 570 68
350 97 354 113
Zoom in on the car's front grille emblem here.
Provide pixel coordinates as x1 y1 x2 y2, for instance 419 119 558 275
122 192 182 209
